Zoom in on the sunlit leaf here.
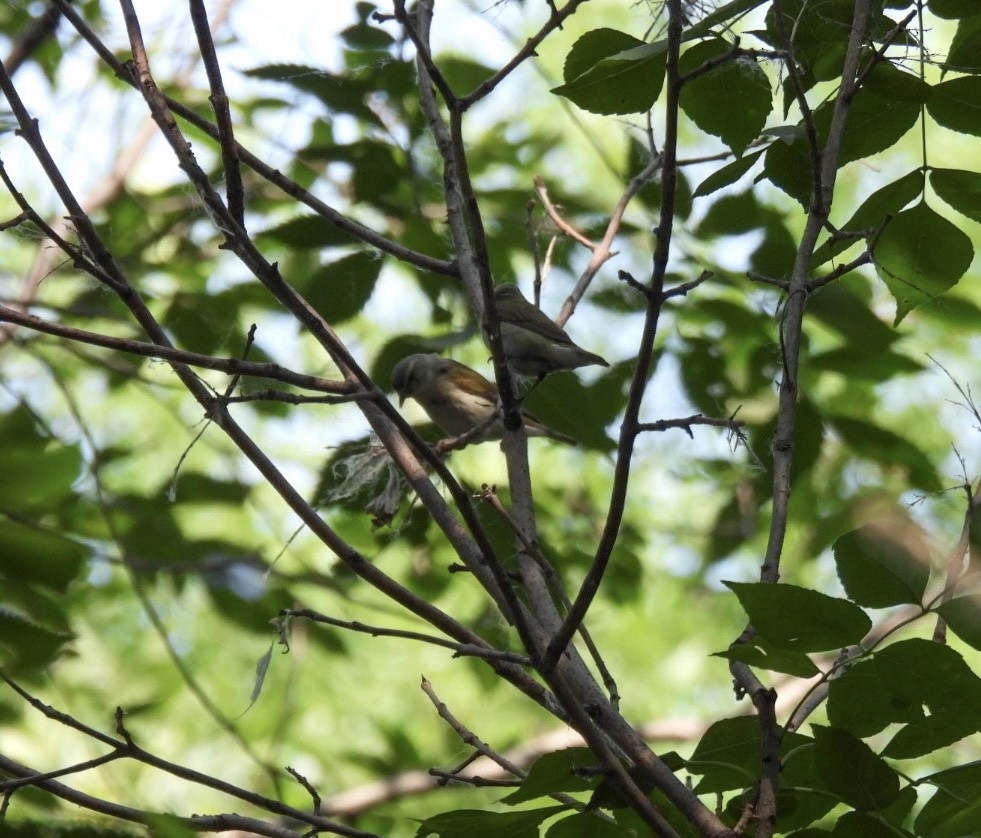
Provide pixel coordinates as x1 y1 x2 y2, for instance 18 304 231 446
552 32 666 115
680 40 772 155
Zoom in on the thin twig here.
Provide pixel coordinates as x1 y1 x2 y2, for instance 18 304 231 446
477 486 621 708
0 303 354 393
806 250 872 293
284 608 533 666
421 677 592 813
50 0 458 278
189 0 245 227
0 674 373 836
663 270 713 300
543 21 680 674
456 0 591 110
636 414 745 437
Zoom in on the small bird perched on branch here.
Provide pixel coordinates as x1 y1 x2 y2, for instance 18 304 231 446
391 353 577 444
490 283 609 380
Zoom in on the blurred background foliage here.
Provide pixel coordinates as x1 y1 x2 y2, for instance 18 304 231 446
1 0 980 835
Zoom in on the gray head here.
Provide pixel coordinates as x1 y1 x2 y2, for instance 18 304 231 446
390 353 446 403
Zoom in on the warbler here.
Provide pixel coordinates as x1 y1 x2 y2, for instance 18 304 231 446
490 283 609 379
391 353 577 444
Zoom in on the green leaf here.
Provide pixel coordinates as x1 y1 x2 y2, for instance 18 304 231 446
807 284 902 349
765 65 924 206
937 595 981 650
546 811 636 837
827 414 941 492
687 716 759 792
0 607 74 672
763 133 813 206
688 717 813 794
680 40 772 155
809 345 924 381
831 811 908 837
299 251 382 324
812 726 900 812
827 65 925 167
439 58 496 95
552 33 666 115
763 0 854 71
695 189 769 236
0 519 86 592
927 76 981 136
929 0 981 18
684 0 771 40
414 807 566 838
915 762 981 838
767 787 838 832
930 168 981 223
693 149 764 197
560 29 644 83
872 200 973 323
257 214 361 249
832 522 930 607
828 639 981 749
243 64 379 125
714 638 820 677
0 406 83 511
811 169 923 268
724 582 872 652
944 14 981 73
522 360 631 453
339 21 395 51
245 641 274 711
828 656 918 739
884 709 980 760
171 474 251 505
500 749 596 804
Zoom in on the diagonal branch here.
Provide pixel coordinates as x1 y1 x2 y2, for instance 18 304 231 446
0 676 374 837
189 0 245 227
543 0 683 675
50 0 457 279
0 303 355 393
457 0 591 110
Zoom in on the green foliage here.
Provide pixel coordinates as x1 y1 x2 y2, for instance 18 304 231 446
724 581 873 652
679 40 772 156
873 200 974 323
551 30 666 115
833 523 929 607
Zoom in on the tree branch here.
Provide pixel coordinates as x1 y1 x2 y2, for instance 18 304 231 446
0 303 354 393
50 0 458 279
189 0 245 227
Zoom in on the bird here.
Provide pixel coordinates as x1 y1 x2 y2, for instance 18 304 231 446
489 283 609 379
390 353 577 444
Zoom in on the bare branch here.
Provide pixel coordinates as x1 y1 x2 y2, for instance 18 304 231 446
0 675 372 836
284 608 534 667
457 0 592 110
0 303 354 394
189 0 245 227
637 413 746 437
50 0 458 279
